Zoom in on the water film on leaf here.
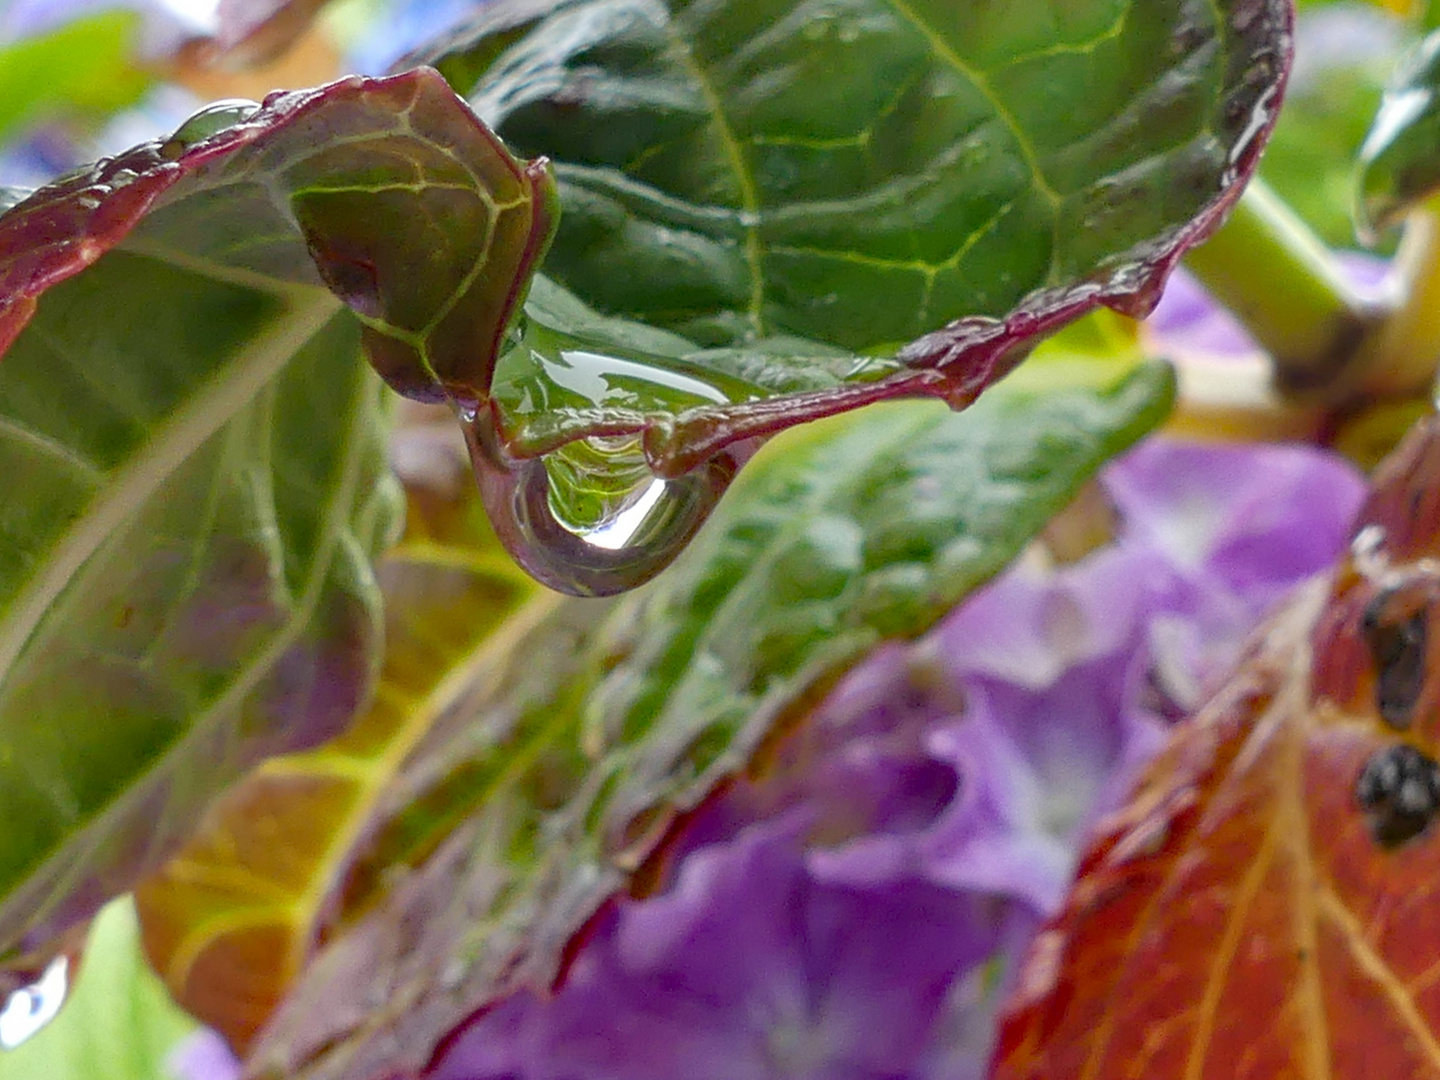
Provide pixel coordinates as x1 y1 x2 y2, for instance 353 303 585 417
393 0 1293 595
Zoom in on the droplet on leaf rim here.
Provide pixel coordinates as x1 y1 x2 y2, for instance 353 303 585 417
159 99 263 160
461 410 755 597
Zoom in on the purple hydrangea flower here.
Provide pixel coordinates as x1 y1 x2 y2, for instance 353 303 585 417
423 436 1366 1080
433 826 1019 1080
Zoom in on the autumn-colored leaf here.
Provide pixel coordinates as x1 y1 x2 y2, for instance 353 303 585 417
992 414 1440 1079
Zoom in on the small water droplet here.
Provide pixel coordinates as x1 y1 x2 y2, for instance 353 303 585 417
463 412 752 597
106 168 140 190
0 956 67 1049
159 99 262 160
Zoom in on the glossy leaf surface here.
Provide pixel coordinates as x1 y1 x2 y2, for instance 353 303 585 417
409 0 1287 437
394 0 1289 598
1358 27 1440 237
993 415 1440 1080
244 362 1174 1080
136 413 541 1053
0 69 549 973
0 900 196 1080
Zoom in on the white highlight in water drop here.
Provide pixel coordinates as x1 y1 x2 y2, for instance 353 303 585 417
585 479 668 551
0 957 68 1049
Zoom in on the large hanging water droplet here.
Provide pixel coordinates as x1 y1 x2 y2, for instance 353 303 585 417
0 956 67 1049
463 412 752 596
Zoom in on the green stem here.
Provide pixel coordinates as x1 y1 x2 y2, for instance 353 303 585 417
1351 204 1440 399
1183 178 1382 394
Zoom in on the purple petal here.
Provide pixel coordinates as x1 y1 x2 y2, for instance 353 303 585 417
166 1028 241 1080
896 655 1162 916
1103 438 1366 602
926 543 1172 689
1144 267 1262 360
430 827 1012 1080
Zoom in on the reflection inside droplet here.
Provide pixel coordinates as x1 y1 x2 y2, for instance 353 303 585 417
462 412 754 597
584 478 667 551
543 435 658 537
0 956 67 1049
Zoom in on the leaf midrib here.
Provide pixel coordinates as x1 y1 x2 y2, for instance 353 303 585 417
0 321 371 936
0 285 339 689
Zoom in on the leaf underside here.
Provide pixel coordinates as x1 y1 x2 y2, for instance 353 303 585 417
0 68 550 972
135 426 542 1053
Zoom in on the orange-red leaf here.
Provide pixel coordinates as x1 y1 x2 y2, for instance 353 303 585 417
993 415 1440 1080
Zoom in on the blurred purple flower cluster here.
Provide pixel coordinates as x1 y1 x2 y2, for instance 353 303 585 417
412 437 1365 1080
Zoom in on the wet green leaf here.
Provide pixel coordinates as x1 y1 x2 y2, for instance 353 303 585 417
0 70 551 976
244 361 1175 1080
416 0 1287 363
389 0 1287 597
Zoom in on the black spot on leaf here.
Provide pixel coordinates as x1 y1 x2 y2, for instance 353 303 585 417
1362 587 1428 730
1356 743 1440 849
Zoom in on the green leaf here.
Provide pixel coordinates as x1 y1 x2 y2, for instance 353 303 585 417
135 411 541 1054
0 899 197 1080
1357 26 1440 237
244 361 1175 1080
0 70 553 977
392 0 1286 595
0 12 151 145
423 0 1288 357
